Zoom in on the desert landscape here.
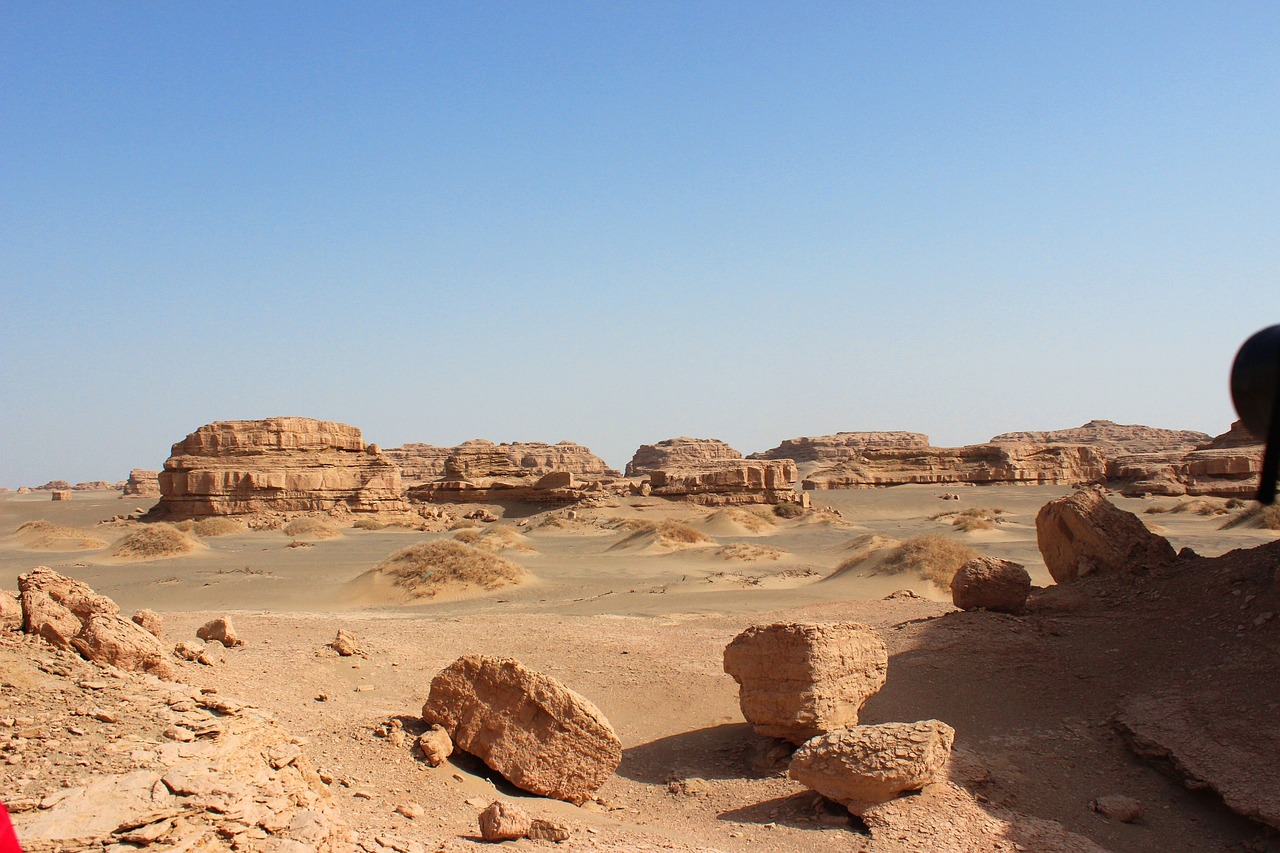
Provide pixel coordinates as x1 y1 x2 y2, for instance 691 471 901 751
1 417 1278 852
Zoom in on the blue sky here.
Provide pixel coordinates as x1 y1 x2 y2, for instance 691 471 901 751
2 2 1277 485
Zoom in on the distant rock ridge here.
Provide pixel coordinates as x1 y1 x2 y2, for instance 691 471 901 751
386 440 618 484
625 437 743 478
154 417 408 518
989 419 1211 452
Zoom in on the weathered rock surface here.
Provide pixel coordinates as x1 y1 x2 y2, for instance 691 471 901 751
722 622 888 743
196 616 242 647
1111 421 1264 497
478 800 532 841
382 442 454 481
34 480 72 491
155 417 408 518
649 459 799 506
950 557 1032 614
121 468 161 497
132 608 163 637
1035 488 1176 583
409 439 632 505
51 490 71 501
0 589 20 630
421 655 622 803
17 567 173 678
327 628 365 657
625 437 743 478
4 633 351 852
389 439 618 484
1117 693 1280 830
72 480 115 491
417 724 454 766
788 720 955 812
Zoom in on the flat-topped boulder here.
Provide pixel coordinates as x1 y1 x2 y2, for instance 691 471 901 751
625 437 743 478
155 417 407 518
121 468 160 497
649 459 799 506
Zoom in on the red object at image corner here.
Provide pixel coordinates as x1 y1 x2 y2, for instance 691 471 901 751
0 802 21 853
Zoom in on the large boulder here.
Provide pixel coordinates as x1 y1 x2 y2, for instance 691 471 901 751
155 417 407 518
950 557 1032 614
421 655 621 804
17 567 173 678
788 720 955 813
722 622 888 744
1035 488 1176 583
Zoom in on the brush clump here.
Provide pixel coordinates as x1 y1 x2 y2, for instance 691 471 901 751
373 540 528 599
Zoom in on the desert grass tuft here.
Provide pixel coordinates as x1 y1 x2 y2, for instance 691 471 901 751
717 543 786 561
613 519 713 549
283 517 340 540
193 517 245 537
352 518 388 531
773 502 807 519
14 520 108 550
1220 503 1280 531
870 533 979 587
110 524 198 560
374 540 527 598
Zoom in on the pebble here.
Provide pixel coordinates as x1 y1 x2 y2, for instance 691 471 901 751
395 802 425 819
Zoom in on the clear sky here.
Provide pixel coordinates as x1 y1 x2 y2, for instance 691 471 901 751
2 2 1277 486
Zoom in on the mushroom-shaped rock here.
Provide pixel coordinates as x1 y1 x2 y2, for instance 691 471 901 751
421 655 621 804
196 616 242 647
950 557 1032 614
722 622 888 744
1035 488 1176 583
788 720 955 814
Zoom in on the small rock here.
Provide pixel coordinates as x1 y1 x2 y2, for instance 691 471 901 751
1093 794 1143 823
131 609 163 638
173 640 205 662
478 800 532 842
529 818 572 842
195 616 242 647
328 629 366 657
416 725 454 767
395 802 425 820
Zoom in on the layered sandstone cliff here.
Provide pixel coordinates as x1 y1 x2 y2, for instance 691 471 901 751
387 440 618 484
649 459 800 506
625 438 743 478
408 440 630 505
155 418 407 518
382 444 452 482
121 468 160 498
1110 422 1264 497
749 432 930 466
990 420 1211 453
801 443 1109 490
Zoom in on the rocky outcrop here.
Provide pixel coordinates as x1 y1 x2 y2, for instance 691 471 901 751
34 480 71 491
950 557 1032 614
788 721 955 813
421 655 622 804
749 432 931 466
990 420 1211 453
18 567 173 679
723 622 888 744
121 468 161 497
408 440 631 505
625 437 743 478
1110 422 1264 497
72 480 115 491
802 443 1109 490
1035 488 1176 583
154 417 407 518
649 459 800 506
382 443 453 482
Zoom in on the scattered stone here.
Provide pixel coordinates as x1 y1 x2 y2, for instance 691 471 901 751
788 720 955 814
722 621 888 743
1035 488 1176 583
174 640 205 662
950 557 1033 614
328 629 366 657
421 655 621 803
394 802 425 819
196 616 242 648
1092 794 1143 823
131 609 163 638
478 800 532 842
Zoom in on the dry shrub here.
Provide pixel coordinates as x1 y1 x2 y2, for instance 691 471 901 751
374 540 527 598
453 527 483 544
193 517 245 537
353 518 388 531
283 517 340 540
110 524 198 560
455 525 534 553
1170 498 1230 516
931 507 1005 532
717 543 786 561
613 520 713 549
1143 504 1172 514
1221 503 1280 531
773 502 807 519
448 520 481 531
728 508 776 533
872 533 978 587
14 520 107 550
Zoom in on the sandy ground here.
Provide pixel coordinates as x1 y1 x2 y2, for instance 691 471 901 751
3 486 1278 851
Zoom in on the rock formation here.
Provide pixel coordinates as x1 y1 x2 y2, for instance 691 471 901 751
625 437 743 478
1110 421 1265 497
950 557 1032 614
121 468 161 497
648 459 800 506
722 622 888 744
382 443 453 482
18 566 173 679
408 439 631 505
34 480 71 491
388 439 618 485
801 442 1109 490
788 721 955 814
421 655 622 804
72 480 115 491
990 420 1211 453
749 432 931 465
1035 488 1176 583
154 417 407 518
